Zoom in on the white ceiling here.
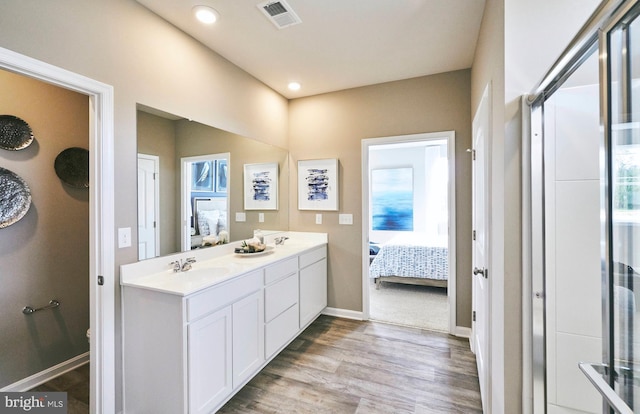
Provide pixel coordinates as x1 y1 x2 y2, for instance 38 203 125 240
135 0 486 99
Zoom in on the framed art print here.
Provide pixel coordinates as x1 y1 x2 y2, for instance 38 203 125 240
298 158 339 211
243 162 278 210
191 161 214 192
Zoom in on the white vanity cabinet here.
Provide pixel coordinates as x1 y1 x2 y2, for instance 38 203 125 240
264 257 299 358
122 236 327 414
299 246 328 328
188 305 232 414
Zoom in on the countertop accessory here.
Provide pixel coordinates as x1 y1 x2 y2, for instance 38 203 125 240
0 167 32 228
0 115 34 150
234 246 274 256
54 147 89 188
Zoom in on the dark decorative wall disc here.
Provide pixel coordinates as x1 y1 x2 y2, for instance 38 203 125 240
0 167 32 228
0 115 34 150
54 147 89 188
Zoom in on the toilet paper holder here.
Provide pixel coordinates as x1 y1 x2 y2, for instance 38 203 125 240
23 299 60 315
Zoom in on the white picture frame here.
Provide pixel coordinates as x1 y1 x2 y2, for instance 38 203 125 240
298 158 339 211
243 162 278 210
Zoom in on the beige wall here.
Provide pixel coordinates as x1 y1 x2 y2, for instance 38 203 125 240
0 0 287 406
289 70 473 326
0 70 89 387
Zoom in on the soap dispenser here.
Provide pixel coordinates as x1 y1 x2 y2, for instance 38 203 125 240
253 229 264 244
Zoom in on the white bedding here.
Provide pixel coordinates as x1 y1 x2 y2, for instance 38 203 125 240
369 233 448 281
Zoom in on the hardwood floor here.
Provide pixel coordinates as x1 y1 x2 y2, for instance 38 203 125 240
219 315 482 413
30 362 89 414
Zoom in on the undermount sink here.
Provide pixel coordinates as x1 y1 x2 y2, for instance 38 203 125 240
183 266 230 279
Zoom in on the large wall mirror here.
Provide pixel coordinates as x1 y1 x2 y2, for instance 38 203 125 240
136 105 289 260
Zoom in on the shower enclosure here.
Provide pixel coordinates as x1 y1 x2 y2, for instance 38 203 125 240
529 0 640 412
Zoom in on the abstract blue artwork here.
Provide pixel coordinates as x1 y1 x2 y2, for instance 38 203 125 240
244 163 278 210
371 168 413 231
251 171 272 201
298 159 339 210
305 168 329 201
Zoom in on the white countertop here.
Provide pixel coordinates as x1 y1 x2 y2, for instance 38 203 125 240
120 231 327 296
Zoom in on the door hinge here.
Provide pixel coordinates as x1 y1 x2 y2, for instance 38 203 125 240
153 172 157 180
98 275 104 286
472 230 476 241
472 149 476 160
473 311 476 322
153 221 157 228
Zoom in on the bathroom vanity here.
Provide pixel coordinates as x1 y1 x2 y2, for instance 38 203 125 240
120 232 327 414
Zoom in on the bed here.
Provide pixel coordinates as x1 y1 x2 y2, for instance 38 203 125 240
369 232 448 289
192 197 228 248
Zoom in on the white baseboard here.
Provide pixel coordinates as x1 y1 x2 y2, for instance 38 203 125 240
454 326 472 338
0 352 89 392
322 307 364 320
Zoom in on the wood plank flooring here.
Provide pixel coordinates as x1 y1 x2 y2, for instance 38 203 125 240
219 315 482 413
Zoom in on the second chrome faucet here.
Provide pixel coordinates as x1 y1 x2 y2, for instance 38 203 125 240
170 257 196 273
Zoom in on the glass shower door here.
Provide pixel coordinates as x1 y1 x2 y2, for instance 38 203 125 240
580 3 640 412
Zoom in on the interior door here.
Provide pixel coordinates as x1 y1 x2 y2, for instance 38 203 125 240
472 84 491 412
137 154 159 260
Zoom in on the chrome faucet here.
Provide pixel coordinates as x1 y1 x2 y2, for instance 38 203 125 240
170 260 181 273
274 236 289 246
182 257 196 272
169 257 197 273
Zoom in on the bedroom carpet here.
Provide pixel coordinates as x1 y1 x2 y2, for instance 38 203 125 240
369 280 449 332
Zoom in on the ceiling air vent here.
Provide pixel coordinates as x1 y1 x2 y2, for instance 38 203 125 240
257 0 302 29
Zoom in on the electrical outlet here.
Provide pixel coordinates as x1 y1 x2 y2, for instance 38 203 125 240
315 214 322 224
235 212 246 222
118 227 131 248
259 213 264 223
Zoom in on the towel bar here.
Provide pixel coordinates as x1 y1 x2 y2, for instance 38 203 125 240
22 299 60 315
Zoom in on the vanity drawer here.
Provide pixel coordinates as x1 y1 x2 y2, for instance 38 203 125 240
264 272 298 323
264 257 297 285
299 245 327 269
187 270 262 322
265 303 299 358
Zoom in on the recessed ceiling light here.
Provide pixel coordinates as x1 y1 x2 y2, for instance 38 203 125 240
192 5 219 24
288 82 301 91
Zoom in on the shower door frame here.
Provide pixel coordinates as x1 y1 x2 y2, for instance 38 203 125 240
527 0 634 412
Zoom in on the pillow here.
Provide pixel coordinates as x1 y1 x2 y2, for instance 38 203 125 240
197 210 220 236
217 211 227 234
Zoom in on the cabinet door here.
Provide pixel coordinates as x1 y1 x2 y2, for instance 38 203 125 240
188 306 232 414
299 258 327 327
232 290 264 388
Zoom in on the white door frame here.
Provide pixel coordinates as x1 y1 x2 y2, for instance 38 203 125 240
137 153 160 259
0 47 115 413
361 131 457 334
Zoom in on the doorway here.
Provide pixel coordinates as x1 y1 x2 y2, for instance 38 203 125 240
0 47 115 413
361 131 456 333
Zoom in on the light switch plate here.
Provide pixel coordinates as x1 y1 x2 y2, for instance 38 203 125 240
259 213 264 223
235 212 246 222
315 214 322 224
118 227 132 248
339 214 353 225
